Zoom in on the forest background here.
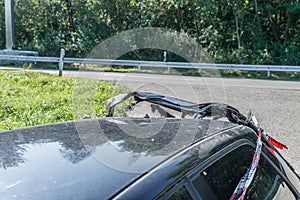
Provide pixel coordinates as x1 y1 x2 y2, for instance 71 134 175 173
0 0 299 65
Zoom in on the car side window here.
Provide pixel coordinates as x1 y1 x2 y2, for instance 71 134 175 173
190 145 296 200
245 155 296 200
191 145 253 200
167 185 193 200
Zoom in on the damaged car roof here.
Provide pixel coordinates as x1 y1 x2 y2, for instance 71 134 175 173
0 117 237 199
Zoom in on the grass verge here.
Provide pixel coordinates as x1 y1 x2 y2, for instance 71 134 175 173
0 70 129 131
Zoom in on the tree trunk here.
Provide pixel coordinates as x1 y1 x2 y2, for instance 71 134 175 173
284 11 292 45
266 10 280 43
234 12 241 49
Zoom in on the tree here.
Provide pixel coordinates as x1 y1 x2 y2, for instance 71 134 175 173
1 0 298 64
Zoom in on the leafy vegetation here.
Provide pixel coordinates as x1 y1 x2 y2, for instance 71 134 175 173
0 0 299 65
0 70 129 131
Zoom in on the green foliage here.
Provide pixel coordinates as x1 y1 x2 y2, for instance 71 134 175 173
118 48 187 62
12 0 115 56
0 70 128 131
0 0 299 65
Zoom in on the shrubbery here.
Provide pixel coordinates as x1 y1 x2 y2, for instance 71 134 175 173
0 0 299 64
2 1 298 131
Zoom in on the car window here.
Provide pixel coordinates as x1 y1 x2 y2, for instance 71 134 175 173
190 145 296 200
245 155 296 200
167 185 193 200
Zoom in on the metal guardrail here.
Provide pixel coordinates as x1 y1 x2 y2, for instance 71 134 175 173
1 54 300 77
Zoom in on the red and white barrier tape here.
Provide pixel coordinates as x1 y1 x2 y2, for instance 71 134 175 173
229 128 263 200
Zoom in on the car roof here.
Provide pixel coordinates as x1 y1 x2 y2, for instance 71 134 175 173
0 117 237 199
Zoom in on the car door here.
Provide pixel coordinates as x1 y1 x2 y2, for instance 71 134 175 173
159 142 299 200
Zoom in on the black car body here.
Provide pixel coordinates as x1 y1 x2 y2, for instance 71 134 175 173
0 92 299 199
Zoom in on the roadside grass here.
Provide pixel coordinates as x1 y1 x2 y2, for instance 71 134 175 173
0 70 129 131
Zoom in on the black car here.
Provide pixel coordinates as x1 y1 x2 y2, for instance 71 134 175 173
0 92 299 200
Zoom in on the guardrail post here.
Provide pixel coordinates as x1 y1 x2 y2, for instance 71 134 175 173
164 51 171 72
59 48 65 76
267 70 270 78
5 0 15 50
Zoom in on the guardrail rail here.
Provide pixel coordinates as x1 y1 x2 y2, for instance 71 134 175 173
1 53 300 77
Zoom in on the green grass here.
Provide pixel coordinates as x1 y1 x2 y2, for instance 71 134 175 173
0 70 129 131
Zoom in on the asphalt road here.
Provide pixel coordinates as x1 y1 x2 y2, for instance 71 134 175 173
2 68 300 173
